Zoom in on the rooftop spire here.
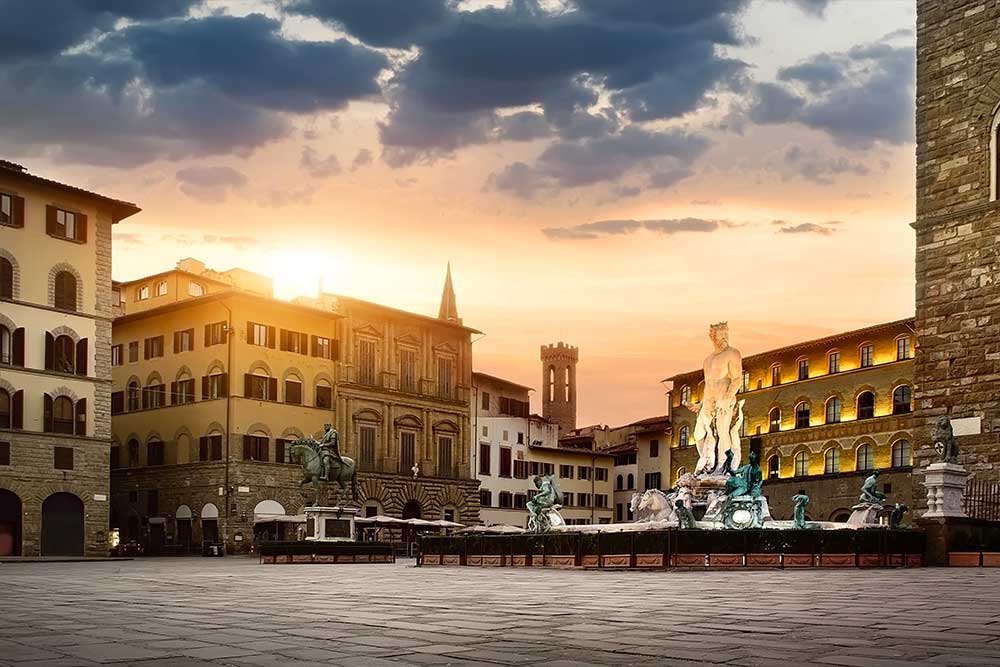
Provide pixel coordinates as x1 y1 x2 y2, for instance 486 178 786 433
438 262 461 323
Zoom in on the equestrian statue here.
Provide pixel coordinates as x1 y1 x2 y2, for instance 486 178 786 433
290 423 358 507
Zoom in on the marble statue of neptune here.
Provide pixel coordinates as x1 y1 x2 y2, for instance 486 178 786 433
686 322 744 475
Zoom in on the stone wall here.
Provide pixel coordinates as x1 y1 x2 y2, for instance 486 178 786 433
914 0 1000 508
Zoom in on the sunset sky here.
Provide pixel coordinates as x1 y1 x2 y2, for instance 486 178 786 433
2 0 917 426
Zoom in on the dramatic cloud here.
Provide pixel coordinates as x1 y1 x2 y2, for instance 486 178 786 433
488 127 710 198
300 146 341 178
781 144 869 185
285 0 450 48
543 217 725 240
748 39 915 147
772 220 841 235
175 165 247 202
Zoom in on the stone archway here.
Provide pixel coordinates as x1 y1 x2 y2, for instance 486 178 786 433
41 492 84 556
0 489 21 556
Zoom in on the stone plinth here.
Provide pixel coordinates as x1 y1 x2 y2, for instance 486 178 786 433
304 506 357 542
922 462 969 519
847 503 883 526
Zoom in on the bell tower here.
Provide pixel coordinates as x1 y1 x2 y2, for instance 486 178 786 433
541 342 578 434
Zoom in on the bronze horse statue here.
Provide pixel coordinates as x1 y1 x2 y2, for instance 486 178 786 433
290 440 358 507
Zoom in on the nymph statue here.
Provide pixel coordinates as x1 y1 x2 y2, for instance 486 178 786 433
684 322 745 475
792 493 810 529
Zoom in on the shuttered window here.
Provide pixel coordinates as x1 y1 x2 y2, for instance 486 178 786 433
0 257 13 298
53 271 77 311
358 424 376 470
400 431 416 474
437 356 454 399
173 329 194 353
242 435 269 462
399 347 417 392
285 380 302 405
248 322 274 348
280 329 308 354
358 338 377 385
0 193 25 228
438 435 453 478
147 441 164 466
204 321 226 346
143 335 163 359
499 447 511 477
315 383 332 409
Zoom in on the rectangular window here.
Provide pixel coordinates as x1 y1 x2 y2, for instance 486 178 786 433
563 492 574 507
144 384 166 409
249 322 270 347
0 441 9 466
481 391 490 410
275 439 288 464
499 447 512 477
437 356 454 399
595 494 608 509
481 425 488 438
358 338 377 385
499 491 512 509
577 493 591 508
312 335 333 359
205 321 226 346
111 344 123 367
740 371 750 393
479 443 491 475
829 351 840 374
243 435 269 462
517 432 524 445
51 207 79 241
541 463 554 476
359 424 376 470
143 336 164 360
0 193 11 227
399 347 418 393
513 459 528 479
438 436 453 477
200 435 223 462
649 440 659 458
771 365 781 386
249 374 270 400
111 391 124 415
798 359 809 381
54 446 73 470
860 344 874 368
148 441 164 466
502 430 508 442
479 489 492 507
128 341 139 363
595 467 608 482
110 446 119 469
280 329 308 354
559 464 573 479
400 431 416 474
896 337 910 361
529 462 540 476
644 472 661 490
174 329 194 353
285 380 302 405
206 373 226 400
578 466 592 480
513 494 527 510
315 383 332 409
176 378 195 404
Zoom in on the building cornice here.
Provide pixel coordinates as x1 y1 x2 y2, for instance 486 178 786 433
1 296 112 323
911 199 1000 231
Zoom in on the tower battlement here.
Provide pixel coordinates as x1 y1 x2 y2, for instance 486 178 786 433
541 341 578 433
540 342 579 362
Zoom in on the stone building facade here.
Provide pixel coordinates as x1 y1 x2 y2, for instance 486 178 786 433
110 260 480 553
0 160 140 556
667 319 915 521
914 0 1000 503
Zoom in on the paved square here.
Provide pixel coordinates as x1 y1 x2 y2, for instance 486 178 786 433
1 559 999 666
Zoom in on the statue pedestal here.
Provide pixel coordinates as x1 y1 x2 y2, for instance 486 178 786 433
719 495 766 529
922 462 969 519
305 506 357 542
847 503 883 526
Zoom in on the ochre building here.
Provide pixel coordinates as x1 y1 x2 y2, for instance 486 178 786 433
0 160 140 556
110 259 480 553
667 319 915 521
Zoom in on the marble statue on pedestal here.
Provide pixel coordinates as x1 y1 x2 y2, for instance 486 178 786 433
922 418 969 519
932 416 960 463
684 322 745 475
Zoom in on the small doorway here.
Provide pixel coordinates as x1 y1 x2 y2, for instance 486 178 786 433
41 492 84 556
402 500 422 554
148 521 165 555
0 489 22 556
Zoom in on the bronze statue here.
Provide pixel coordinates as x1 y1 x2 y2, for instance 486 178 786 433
724 451 763 499
890 502 908 528
932 416 960 463
792 493 810 529
290 428 357 507
675 499 698 529
526 474 563 533
859 470 888 505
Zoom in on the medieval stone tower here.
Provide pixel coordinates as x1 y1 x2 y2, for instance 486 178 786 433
914 0 1000 495
541 342 578 434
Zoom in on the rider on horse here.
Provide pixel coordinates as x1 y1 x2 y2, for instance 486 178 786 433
317 423 344 482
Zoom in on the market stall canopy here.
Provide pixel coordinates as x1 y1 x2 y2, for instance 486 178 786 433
252 513 306 525
456 524 525 534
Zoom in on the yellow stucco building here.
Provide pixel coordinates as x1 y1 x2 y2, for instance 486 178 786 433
110 259 480 553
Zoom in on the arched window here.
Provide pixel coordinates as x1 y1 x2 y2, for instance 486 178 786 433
548 366 555 402
794 451 809 477
563 367 570 401
857 392 875 420
188 281 205 297
147 439 165 466
155 281 168 297
52 396 74 434
892 386 912 415
678 425 689 447
0 325 10 365
825 396 842 424
615 474 623 491
768 407 781 433
856 443 874 471
54 271 77 312
53 335 75 373
891 440 911 467
824 447 840 474
315 378 332 409
127 438 140 466
795 402 810 429
992 106 1000 201
0 257 12 299
680 385 691 405
626 473 634 489
767 455 780 480
0 388 9 428
127 381 140 411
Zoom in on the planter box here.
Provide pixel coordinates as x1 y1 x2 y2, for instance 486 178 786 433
982 553 1000 567
442 555 461 566
545 555 575 568
636 554 663 568
820 554 855 567
581 555 598 568
511 555 527 567
292 554 313 564
467 556 482 566
949 552 981 567
709 554 743 567
783 554 814 567
747 553 780 567
905 554 922 567
672 554 706 567
482 556 502 567
422 554 441 565
858 554 884 568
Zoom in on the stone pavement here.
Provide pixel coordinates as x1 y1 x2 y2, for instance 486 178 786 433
1 558 999 667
